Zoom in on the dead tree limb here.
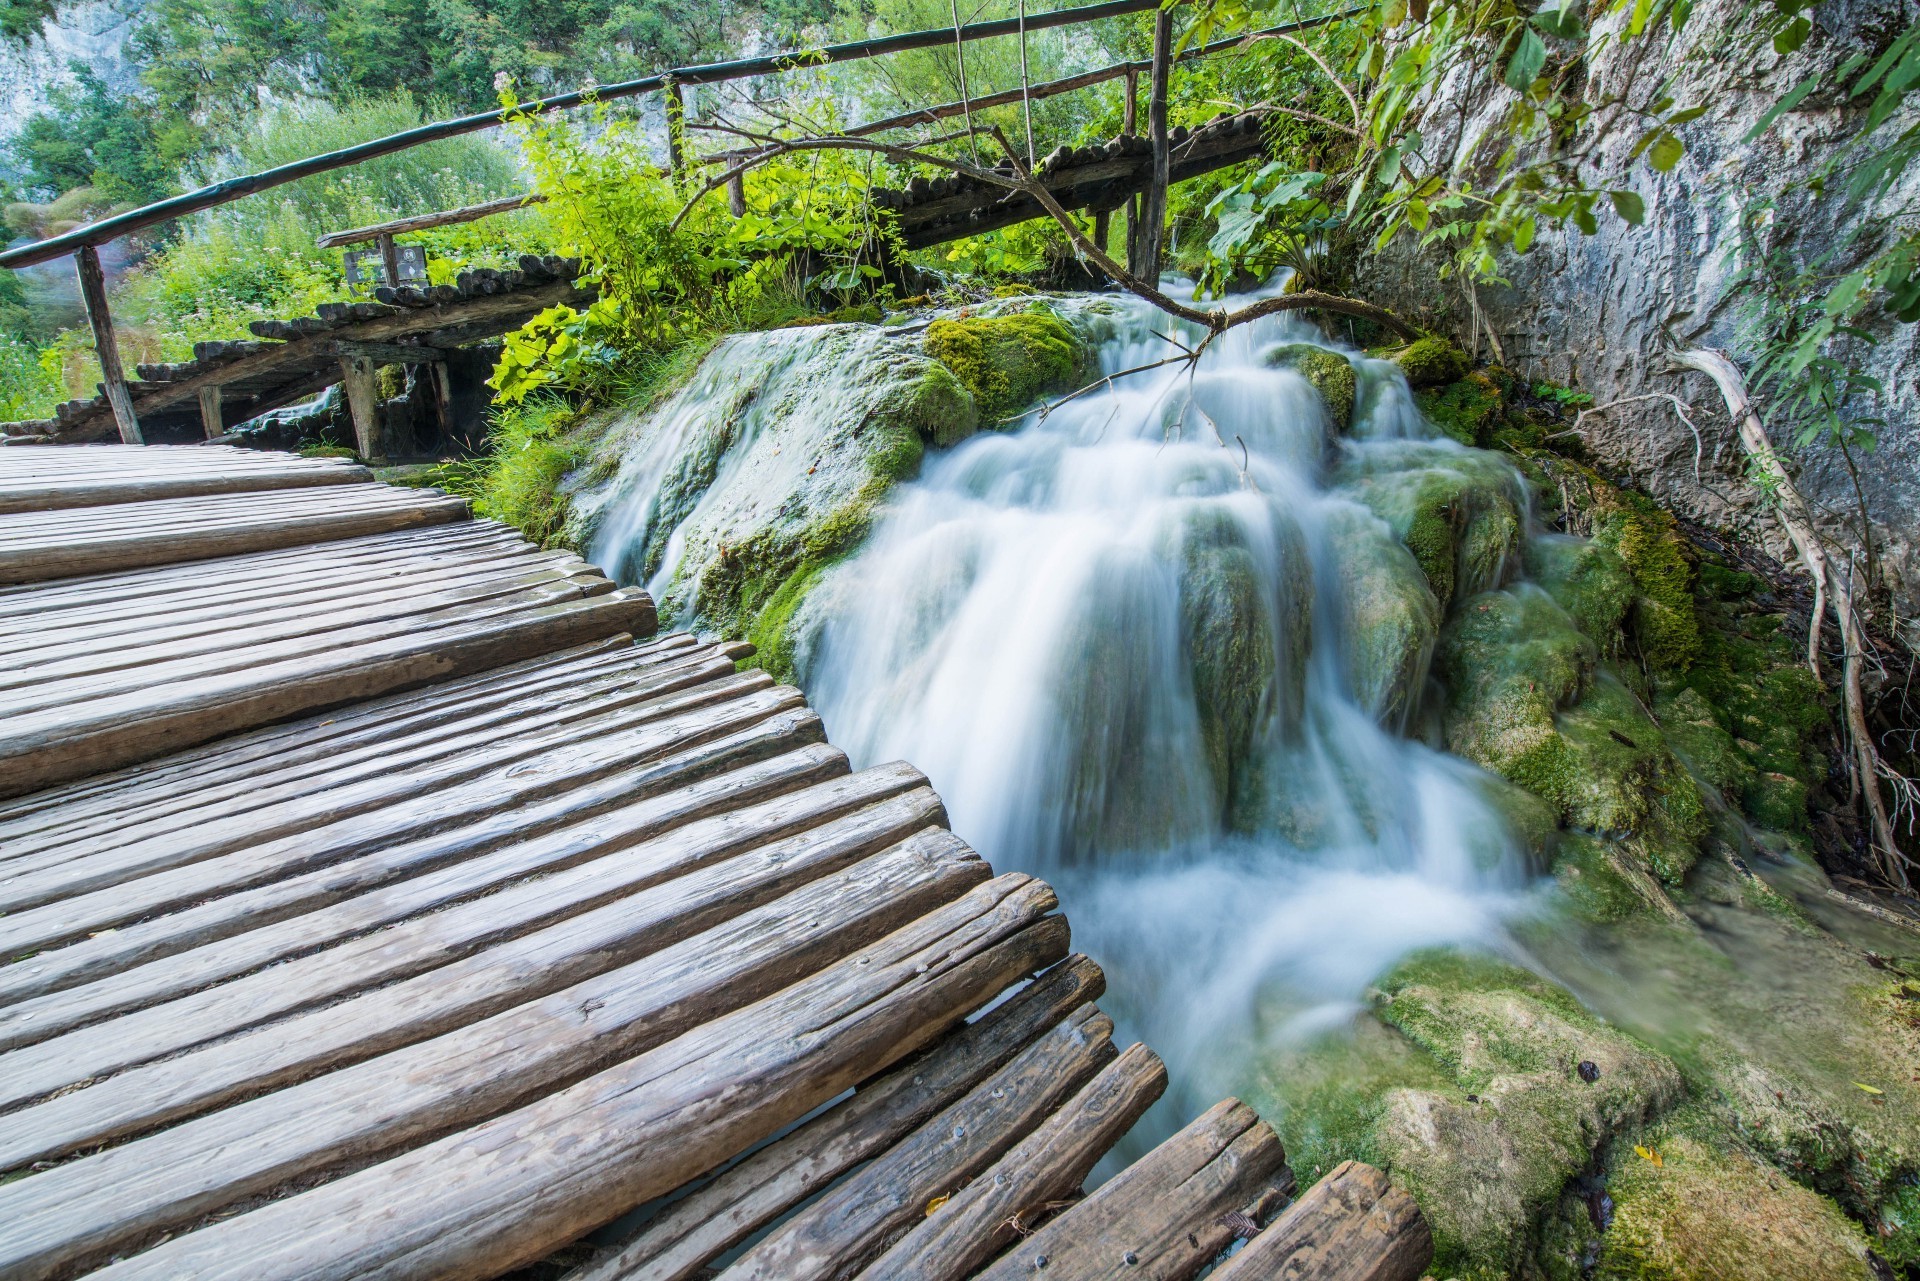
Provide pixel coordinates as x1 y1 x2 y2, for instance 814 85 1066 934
1672 347 1912 890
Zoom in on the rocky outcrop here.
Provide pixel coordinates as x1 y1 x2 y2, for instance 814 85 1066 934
1354 0 1920 637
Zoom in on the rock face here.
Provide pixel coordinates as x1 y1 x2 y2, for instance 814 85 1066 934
1354 0 1920 636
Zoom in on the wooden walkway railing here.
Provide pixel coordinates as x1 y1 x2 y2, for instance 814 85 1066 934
0 445 1431 1280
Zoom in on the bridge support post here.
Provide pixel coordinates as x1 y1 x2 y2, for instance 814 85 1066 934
338 354 382 462
198 386 224 440
74 245 144 445
1127 10 1172 286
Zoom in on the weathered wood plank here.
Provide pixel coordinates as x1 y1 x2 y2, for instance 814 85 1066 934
566 953 1109 1281
0 461 373 513
0 677 798 950
860 1042 1169 1280
82 877 1068 1281
724 1006 1120 1281
970 1098 1293 1281
0 821 974 1173
0 643 731 865
0 838 1000 1281
0 769 935 1099
1206 1161 1433 1281
0 485 471 583
0 585 655 799
0 714 829 1019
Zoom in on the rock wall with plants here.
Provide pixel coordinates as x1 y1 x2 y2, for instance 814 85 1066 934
1355 0 1920 636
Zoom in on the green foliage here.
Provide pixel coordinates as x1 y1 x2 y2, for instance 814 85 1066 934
0 334 64 421
490 298 630 405
0 0 58 41
9 66 171 205
472 397 592 547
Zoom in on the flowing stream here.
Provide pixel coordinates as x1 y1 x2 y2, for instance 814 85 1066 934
799 294 1537 1143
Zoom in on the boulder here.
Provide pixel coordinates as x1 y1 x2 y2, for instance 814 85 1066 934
1266 342 1358 431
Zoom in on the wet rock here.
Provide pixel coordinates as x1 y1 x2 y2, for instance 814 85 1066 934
1596 1111 1881 1281
1324 504 1440 729
1335 445 1524 615
924 305 1090 422
1265 342 1357 432
1367 951 1685 1277
1417 370 1506 446
1524 533 1634 651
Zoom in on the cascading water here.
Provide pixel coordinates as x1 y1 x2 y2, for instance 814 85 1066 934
798 294 1537 1139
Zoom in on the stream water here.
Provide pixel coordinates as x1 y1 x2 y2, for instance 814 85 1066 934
793 294 1540 1146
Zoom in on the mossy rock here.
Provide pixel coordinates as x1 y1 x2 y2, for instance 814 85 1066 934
1266 342 1357 431
1336 448 1523 615
1588 486 1700 671
1176 505 1288 825
1390 336 1471 388
1595 1112 1880 1281
1418 371 1505 447
1524 534 1634 650
1325 504 1441 729
924 306 1089 421
1438 589 1708 888
1367 951 1685 1277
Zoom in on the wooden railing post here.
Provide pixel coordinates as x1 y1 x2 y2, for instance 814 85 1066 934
74 246 143 445
666 81 687 175
198 386 223 440
728 172 747 217
377 232 402 289
1127 12 1172 284
1122 68 1140 267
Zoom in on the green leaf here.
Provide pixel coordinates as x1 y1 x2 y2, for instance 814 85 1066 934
1572 201 1598 235
1649 133 1685 171
1407 198 1430 231
1668 104 1710 124
1512 215 1536 253
1744 73 1821 141
1611 190 1646 225
1505 29 1547 91
1772 14 1810 54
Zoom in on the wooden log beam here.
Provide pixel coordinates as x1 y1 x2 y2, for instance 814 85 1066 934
334 339 447 364
1207 1161 1434 1281
971 1097 1294 1281
866 1041 1169 1280
724 1005 1122 1279
316 193 548 248
72 877 1070 1281
562 954 1108 1281
74 245 142 444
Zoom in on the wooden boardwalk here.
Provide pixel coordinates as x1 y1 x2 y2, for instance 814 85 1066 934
0 446 1430 1281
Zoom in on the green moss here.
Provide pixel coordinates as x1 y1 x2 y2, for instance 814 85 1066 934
924 306 1088 421
1418 371 1505 446
1267 342 1358 430
1596 1110 1879 1281
1525 535 1635 650
472 398 603 549
1339 452 1523 616
1555 833 1667 922
297 442 358 460
1745 771 1812 834
1589 488 1699 671
1326 505 1440 728
744 554 842 683
1392 336 1471 388
1656 688 1756 799
1366 950 1685 1277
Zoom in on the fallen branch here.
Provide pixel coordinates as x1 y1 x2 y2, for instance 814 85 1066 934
1672 347 1912 891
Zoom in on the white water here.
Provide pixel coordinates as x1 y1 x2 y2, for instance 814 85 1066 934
799 295 1536 1131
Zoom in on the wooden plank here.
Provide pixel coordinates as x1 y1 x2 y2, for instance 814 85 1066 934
0 709 827 1019
81 878 1068 1281
723 1007 1121 1280
0 767 932 1099
0 820 973 1173
1206 1161 1433 1281
74 245 142 444
0 631 650 831
0 586 655 799
860 1043 1169 1281
0 640 720 861
0 573 622 723
0 838 1001 1281
970 1099 1293 1281
197 384 222 438
567 953 1109 1281
0 461 373 513
0 560 609 689
0 677 798 944
0 486 471 584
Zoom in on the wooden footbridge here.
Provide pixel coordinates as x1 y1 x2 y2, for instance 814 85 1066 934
0 445 1431 1280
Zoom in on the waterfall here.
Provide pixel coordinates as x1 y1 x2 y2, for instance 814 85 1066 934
801 295 1534 1134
